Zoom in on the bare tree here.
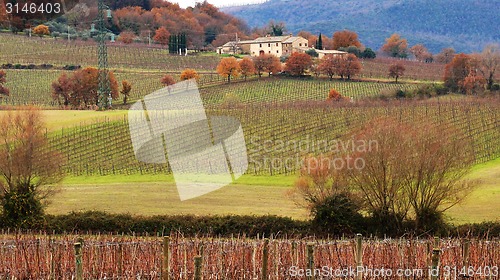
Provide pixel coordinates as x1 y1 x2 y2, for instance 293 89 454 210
0 109 66 227
475 44 500 90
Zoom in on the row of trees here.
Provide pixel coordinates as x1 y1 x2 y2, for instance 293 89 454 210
292 117 476 233
215 52 364 82
51 67 120 108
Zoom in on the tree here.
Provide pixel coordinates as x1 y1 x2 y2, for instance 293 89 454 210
305 49 319 58
316 33 323 50
410 44 432 62
435 48 456 64
153 26 170 45
475 44 500 90
0 70 9 97
332 30 361 50
361 48 376 59
382 33 408 58
0 109 66 227
51 73 72 106
217 57 241 83
253 54 281 77
338 53 362 80
345 117 475 232
239 57 255 81
285 52 312 76
443 53 476 93
318 54 342 80
180 68 199 81
52 67 119 109
161 74 176 86
33 24 50 37
388 62 406 82
121 80 132 104
119 31 135 44
267 20 286 36
460 71 486 95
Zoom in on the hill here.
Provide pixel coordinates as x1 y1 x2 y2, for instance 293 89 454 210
223 0 500 53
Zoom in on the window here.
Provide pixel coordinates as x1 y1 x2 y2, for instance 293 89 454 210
276 43 278 46
259 44 262 47
299 43 302 46
269 51 271 53
276 50 279 53
268 43 271 47
305 43 308 46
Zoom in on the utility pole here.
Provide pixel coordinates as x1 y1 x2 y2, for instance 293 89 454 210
97 0 111 110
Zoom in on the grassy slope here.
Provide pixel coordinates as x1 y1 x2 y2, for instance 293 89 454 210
46 160 499 224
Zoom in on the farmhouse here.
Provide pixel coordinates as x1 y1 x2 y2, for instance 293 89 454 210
217 35 310 57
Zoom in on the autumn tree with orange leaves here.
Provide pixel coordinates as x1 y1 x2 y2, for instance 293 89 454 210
217 57 241 83
332 30 362 50
285 52 312 76
239 57 255 81
382 33 408 58
180 69 199 81
153 27 170 45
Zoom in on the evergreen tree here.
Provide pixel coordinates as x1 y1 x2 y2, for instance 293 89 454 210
317 33 323 50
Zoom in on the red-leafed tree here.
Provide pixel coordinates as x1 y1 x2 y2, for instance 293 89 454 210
388 62 406 83
443 53 476 93
161 74 176 86
285 52 313 76
338 53 362 80
253 54 281 77
319 54 342 80
52 67 119 109
121 80 132 104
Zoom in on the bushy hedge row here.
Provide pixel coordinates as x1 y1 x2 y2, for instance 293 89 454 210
42 212 310 237
0 211 498 238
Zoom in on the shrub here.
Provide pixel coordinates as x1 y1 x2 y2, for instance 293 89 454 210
311 193 365 234
305 49 318 58
492 83 500 91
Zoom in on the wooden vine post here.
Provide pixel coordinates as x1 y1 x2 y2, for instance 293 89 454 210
306 242 315 280
74 242 83 280
262 239 269 280
431 237 441 280
194 255 203 280
355 234 363 280
162 236 170 280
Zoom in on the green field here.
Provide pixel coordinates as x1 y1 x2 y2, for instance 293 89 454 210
45 159 499 224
